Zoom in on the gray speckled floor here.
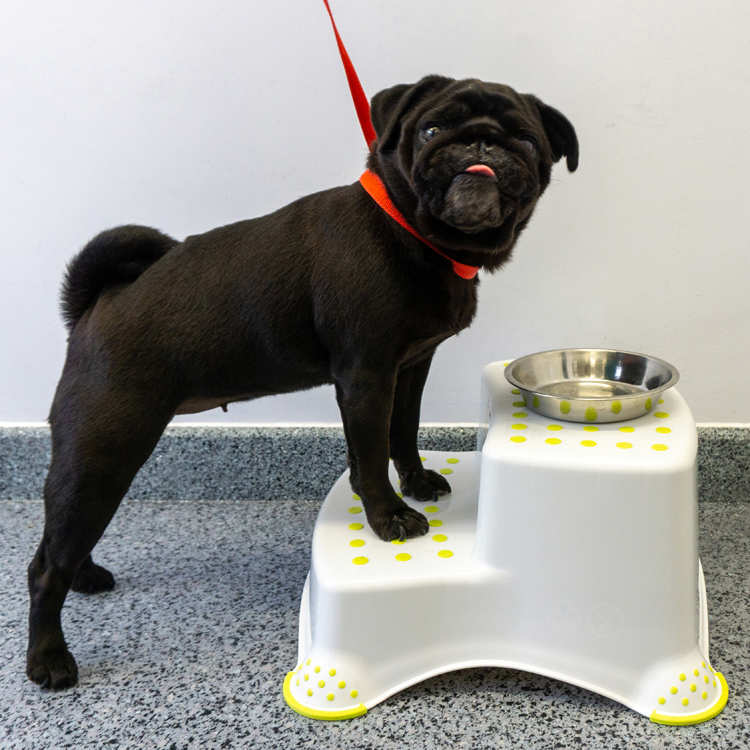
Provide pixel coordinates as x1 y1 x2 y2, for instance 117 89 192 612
1 499 747 749
2 425 748 504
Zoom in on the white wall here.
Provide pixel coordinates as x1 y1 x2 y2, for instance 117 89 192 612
1 0 748 424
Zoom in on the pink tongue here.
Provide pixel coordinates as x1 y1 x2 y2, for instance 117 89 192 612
464 164 496 178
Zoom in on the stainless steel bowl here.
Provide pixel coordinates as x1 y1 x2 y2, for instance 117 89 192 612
504 348 679 423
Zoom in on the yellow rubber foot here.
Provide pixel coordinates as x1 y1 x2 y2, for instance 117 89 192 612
650 672 729 725
283 672 367 721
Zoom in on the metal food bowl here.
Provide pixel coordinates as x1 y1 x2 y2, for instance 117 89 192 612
504 348 679 423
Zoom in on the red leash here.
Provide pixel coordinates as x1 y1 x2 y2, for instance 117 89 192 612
321 0 376 147
322 0 479 280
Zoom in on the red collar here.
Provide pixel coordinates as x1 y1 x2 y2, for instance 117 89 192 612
322 0 479 280
359 170 479 279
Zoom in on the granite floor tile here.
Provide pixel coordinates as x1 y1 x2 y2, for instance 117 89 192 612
1 499 747 750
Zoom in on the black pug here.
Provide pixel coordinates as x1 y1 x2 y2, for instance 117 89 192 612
27 75 578 688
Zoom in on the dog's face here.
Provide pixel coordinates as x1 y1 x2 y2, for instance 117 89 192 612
368 76 578 270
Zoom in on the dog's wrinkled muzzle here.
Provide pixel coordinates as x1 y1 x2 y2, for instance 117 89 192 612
440 171 514 233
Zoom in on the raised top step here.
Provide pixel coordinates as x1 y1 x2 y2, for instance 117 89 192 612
481 360 697 472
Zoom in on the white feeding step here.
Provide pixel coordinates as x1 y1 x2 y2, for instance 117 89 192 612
283 360 729 725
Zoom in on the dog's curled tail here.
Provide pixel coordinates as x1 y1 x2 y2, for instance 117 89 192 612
60 225 179 331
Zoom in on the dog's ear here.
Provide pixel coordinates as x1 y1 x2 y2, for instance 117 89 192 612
370 75 453 151
370 83 410 144
526 95 579 172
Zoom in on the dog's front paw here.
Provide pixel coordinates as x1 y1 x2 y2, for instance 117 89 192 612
369 504 429 542
27 645 79 689
400 468 451 502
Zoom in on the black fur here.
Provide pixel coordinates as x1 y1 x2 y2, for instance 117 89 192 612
60 225 178 332
27 76 577 689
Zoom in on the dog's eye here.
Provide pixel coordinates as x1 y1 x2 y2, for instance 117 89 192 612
517 136 537 155
420 125 441 142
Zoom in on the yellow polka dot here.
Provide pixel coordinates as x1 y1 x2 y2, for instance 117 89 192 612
585 407 598 422
439 468 453 474
350 690 358 698
619 426 635 433
545 438 562 445
352 493 360 501
510 435 526 443
306 659 311 665
547 424 563 431
296 679 299 686
432 534 447 542
656 427 671 434
348 506 362 514
612 400 622 414
616 442 633 450
702 661 706 667
580 440 597 447
658 398 664 404
391 539 405 545
655 411 669 418
348 522 363 530
704 675 709 684
446 457 459 464
429 519 443 527
679 673 686 681
658 697 666 705
352 556 369 565
314 666 320 673
511 388 520 394
304 674 309 681
327 693 334 701
652 444 669 451
713 679 716 687
424 505 439 513
307 688 313 696
349 539 365 547
645 398 653 411
560 400 571 414
583 425 598 431
532 396 540 408
318 680 325 688
670 686 678 694
438 550 454 558
693 669 700 676
329 669 336 676
513 400 526 407
690 684 696 692
513 411 528 418
702 691 708 699
420 456 426 462
338 681 346 689
512 423 528 430
682 698 689 706
395 552 411 561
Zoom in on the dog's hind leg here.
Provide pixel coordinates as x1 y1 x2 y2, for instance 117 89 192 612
70 554 116 593
26 380 172 689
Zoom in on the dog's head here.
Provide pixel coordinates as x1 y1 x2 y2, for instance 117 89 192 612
368 76 578 270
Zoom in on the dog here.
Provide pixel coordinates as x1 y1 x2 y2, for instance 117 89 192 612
26 75 578 688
